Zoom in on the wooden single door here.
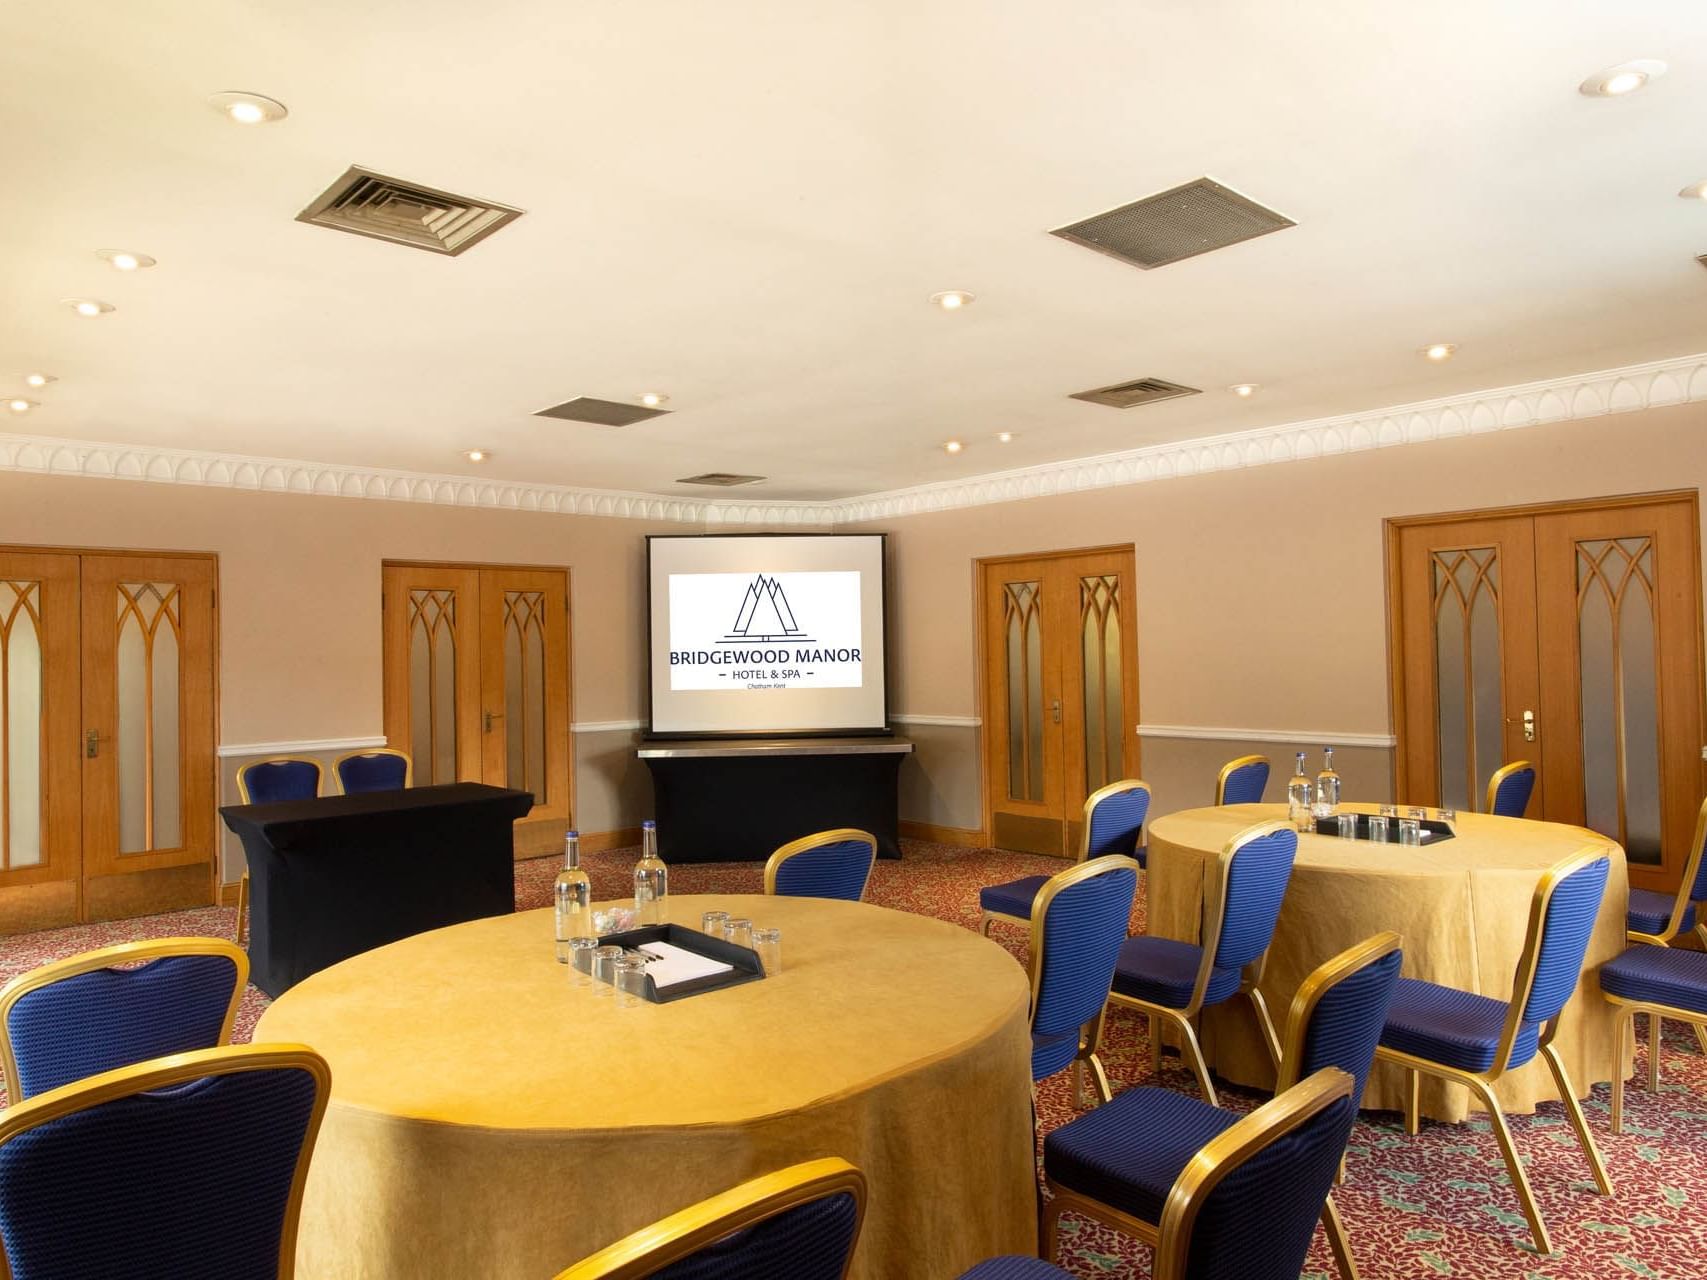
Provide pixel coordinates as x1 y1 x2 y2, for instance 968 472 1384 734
981 546 1140 856
382 564 483 787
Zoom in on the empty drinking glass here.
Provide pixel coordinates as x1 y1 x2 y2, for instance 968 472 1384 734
701 910 730 938
613 955 649 1008
753 927 782 975
1398 818 1422 846
725 918 754 949
1407 807 1429 821
1379 804 1400 819
1436 806 1457 824
567 936 599 987
1367 815 1391 843
591 944 624 994
1335 814 1358 839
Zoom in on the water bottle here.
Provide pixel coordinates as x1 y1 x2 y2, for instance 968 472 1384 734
554 829 591 963
1287 753 1314 830
633 820 668 925
1316 747 1341 815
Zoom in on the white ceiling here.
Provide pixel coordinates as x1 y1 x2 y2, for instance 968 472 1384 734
4 0 1706 502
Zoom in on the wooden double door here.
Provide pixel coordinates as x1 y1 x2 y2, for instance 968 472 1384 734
0 549 218 932
981 546 1140 857
1390 492 1705 892
381 563 571 832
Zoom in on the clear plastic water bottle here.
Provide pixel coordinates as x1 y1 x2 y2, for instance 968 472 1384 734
1316 747 1341 814
554 829 592 963
1287 753 1314 831
633 820 668 925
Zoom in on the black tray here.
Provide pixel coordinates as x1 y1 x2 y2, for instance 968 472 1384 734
594 923 765 1003
1314 814 1456 845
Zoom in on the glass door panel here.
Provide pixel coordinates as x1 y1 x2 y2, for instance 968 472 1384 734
382 565 482 787
477 567 570 822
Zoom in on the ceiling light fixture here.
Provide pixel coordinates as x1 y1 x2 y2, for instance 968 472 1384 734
942 440 964 454
207 91 289 125
63 298 114 317
7 399 37 414
930 290 975 311
1578 60 1666 97
1229 383 1260 397
463 449 490 463
639 392 669 408
24 373 55 388
1679 180 1707 201
996 431 1015 443
98 249 156 271
1421 342 1457 362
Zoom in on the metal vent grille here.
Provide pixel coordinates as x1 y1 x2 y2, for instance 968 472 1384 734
533 397 671 427
1070 377 1201 409
1052 177 1294 270
677 472 765 487
296 166 524 256
1698 253 1707 271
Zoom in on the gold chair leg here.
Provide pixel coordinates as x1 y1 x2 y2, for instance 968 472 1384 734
1169 1013 1219 1106
235 872 250 948
1404 1068 1420 1136
1649 1013 1663 1093
1149 1014 1162 1074
1541 1043 1612 1196
1041 1192 1064 1263
1468 1076 1551 1256
979 912 994 937
1072 1061 1089 1111
1086 1051 1113 1105
1321 1193 1358 1280
1611 1006 1632 1135
1246 986 1284 1074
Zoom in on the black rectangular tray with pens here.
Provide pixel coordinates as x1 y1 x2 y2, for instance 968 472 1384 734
1314 814 1456 845
595 923 765 1003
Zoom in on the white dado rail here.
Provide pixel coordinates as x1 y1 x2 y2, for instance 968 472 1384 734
217 736 387 759
1137 723 1397 749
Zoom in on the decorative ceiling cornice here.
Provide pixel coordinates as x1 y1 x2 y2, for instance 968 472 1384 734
3 351 1703 527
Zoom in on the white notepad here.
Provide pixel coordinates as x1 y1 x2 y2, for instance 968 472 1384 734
637 941 735 989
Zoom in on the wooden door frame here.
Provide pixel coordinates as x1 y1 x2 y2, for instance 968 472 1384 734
974 543 1142 853
1384 488 1705 811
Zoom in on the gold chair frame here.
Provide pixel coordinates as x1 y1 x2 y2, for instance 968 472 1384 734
552 1157 867 1280
1214 754 1270 806
1623 795 1707 1062
0 1043 330 1280
330 747 414 795
980 779 1151 937
1372 846 1613 1256
763 828 878 902
1029 855 1145 1110
1606 981 1707 1134
0 936 249 1102
234 756 326 948
1483 760 1535 817
1106 819 1291 1107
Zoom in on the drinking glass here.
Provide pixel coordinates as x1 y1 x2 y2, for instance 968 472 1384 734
1398 818 1422 846
725 918 754 949
614 955 649 1008
1407 807 1429 821
701 910 730 938
753 926 782 975
1379 804 1400 819
1436 806 1457 824
1367 815 1391 843
567 936 599 987
1335 814 1358 839
591 944 624 994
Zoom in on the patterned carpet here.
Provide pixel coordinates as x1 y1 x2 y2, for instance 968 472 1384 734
4 840 1706 1279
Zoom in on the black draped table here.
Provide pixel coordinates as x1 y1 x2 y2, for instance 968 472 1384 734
220 783 532 996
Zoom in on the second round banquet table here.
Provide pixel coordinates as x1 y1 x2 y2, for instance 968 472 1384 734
254 892 1037 1279
1144 803 1629 1123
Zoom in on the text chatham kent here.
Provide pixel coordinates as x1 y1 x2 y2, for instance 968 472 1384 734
670 647 861 665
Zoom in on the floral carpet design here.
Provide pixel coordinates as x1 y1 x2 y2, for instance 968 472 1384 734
4 841 1706 1278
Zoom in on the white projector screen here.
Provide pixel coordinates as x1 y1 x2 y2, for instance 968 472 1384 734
647 534 889 737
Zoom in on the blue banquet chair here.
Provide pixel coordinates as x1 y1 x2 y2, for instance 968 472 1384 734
1040 932 1402 1279
1374 848 1613 1254
0 937 248 1102
1619 795 1707 1063
960 1068 1360 1280
765 828 878 902
0 1043 330 1279
1027 855 1143 1108
1485 760 1536 818
980 779 1150 936
1108 821 1298 1104
1601 941 1707 1132
552 1157 866 1280
333 747 413 795
1214 754 1270 806
235 756 324 946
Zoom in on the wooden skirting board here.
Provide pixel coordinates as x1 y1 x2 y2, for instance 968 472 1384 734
898 820 988 848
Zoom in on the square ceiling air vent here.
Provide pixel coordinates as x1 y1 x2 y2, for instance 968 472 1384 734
534 397 671 427
677 473 765 487
1052 177 1294 270
1070 377 1202 409
297 166 524 256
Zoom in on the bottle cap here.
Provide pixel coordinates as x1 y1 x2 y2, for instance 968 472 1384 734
565 829 579 839
642 820 656 830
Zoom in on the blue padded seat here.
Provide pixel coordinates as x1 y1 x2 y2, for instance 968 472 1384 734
769 838 875 902
1379 977 1539 1074
1111 935 1241 1010
978 875 1047 919
1044 1085 1238 1224
1627 888 1696 938
1601 944 1707 1012
955 1258 1073 1280
650 1191 859 1280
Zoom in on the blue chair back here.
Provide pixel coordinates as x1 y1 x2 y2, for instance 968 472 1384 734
237 758 321 805
1520 854 1611 1027
651 1192 861 1280
1489 763 1536 818
0 1046 328 1280
1687 803 1707 904
1217 757 1269 806
1031 858 1140 1081
767 832 877 902
1208 827 1297 978
1 942 246 1102
1084 782 1150 859
1289 938 1403 1106
336 750 410 795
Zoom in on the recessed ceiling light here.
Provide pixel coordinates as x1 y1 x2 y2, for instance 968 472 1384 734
7 399 37 414
1229 383 1260 397
23 373 55 388
930 290 975 311
639 392 669 408
1421 342 1457 362
207 91 289 125
1579 60 1666 97
942 440 964 453
63 298 114 317
996 431 1015 443
1679 180 1707 201
463 449 490 462
98 249 156 271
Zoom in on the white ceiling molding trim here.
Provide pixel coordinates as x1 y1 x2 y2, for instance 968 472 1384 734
2 351 1702 528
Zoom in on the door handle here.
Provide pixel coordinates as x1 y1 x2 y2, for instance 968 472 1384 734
1522 709 1535 742
85 729 104 758
484 711 504 733
1050 699 1062 725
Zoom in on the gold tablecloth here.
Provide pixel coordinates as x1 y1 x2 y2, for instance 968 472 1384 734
1145 804 1629 1123
254 893 1036 1280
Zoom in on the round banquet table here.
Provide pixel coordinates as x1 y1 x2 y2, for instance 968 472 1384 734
254 893 1037 1280
1145 804 1629 1124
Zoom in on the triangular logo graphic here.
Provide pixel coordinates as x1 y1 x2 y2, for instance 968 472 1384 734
722 575 811 642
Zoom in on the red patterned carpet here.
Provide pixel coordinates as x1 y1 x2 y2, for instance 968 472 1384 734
5 840 1706 1279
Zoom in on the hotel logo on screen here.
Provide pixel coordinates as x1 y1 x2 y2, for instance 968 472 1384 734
669 571 863 691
